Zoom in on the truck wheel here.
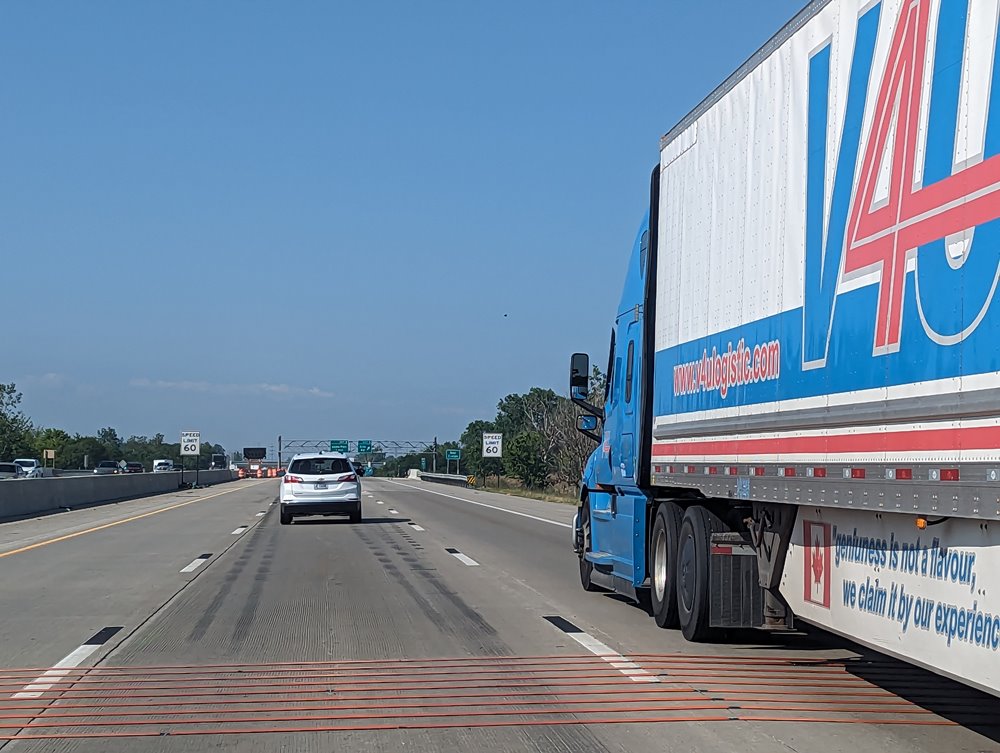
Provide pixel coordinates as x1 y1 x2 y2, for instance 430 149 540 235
650 501 683 628
578 501 599 592
676 505 721 642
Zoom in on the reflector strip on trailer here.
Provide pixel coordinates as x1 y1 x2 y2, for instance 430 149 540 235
710 544 756 556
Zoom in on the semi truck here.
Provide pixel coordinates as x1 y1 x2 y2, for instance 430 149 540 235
571 0 1000 697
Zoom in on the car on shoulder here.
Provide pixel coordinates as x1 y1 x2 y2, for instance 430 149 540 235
0 462 22 480
280 452 361 525
93 460 119 475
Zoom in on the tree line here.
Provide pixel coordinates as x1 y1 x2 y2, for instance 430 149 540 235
375 368 606 490
0 383 226 470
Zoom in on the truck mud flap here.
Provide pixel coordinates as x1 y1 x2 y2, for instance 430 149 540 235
709 532 764 629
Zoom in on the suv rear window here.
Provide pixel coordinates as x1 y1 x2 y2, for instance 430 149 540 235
289 457 352 475
0 463 18 473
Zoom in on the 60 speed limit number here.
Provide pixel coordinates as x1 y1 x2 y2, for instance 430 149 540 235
180 431 201 457
482 433 503 459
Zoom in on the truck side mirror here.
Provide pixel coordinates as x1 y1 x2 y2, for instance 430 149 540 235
576 414 601 442
570 353 590 400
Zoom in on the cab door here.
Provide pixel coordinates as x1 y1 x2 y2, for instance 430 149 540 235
618 321 639 481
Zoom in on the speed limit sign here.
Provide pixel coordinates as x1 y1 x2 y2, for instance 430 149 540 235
180 430 201 456
482 432 503 459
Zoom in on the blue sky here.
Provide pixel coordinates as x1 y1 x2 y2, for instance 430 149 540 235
1 0 803 454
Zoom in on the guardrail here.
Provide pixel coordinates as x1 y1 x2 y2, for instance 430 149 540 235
0 470 237 521
419 472 472 488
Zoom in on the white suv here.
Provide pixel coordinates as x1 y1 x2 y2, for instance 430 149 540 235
280 453 362 525
13 459 43 478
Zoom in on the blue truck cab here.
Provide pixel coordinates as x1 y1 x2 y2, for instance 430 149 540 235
570 168 783 643
571 172 659 603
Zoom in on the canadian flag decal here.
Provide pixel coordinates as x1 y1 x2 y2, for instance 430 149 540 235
803 521 831 608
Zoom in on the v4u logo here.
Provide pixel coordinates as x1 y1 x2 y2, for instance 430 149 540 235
804 0 1000 367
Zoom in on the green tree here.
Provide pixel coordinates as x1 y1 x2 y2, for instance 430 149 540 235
377 449 427 477
97 427 122 459
32 427 72 463
60 435 108 469
460 419 502 482
504 431 549 488
0 383 34 459
551 365 608 486
437 440 460 473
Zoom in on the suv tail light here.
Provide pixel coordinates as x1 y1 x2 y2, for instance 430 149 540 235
338 473 357 483
284 475 303 484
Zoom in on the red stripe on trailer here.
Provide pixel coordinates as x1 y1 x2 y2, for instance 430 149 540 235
652 424 1000 456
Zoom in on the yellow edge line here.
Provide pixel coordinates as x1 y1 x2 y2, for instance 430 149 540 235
0 480 274 560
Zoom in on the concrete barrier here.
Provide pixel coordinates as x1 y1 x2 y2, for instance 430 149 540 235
0 470 237 521
419 472 471 488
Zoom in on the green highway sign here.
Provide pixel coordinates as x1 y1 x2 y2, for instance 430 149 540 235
420 457 427 471
358 440 372 453
445 449 461 461
329 440 349 452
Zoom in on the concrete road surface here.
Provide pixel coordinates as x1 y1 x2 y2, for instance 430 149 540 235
0 478 997 751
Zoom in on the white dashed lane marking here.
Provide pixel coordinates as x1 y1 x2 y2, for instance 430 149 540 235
12 627 122 699
543 616 657 683
445 547 479 567
179 553 212 573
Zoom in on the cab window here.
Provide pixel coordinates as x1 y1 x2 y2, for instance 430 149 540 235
625 340 635 403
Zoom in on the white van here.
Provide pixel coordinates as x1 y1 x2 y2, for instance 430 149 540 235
152 459 174 473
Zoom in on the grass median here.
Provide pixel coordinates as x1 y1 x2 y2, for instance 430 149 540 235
473 478 578 506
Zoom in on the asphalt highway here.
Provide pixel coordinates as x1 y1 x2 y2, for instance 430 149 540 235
0 478 997 751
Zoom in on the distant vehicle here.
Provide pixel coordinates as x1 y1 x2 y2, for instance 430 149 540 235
122 462 144 474
210 453 227 470
13 459 43 478
0 462 22 480
152 459 174 473
350 461 366 478
279 452 361 525
93 460 119 475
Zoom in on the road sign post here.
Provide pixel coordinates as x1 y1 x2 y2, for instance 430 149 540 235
445 448 461 474
482 433 502 487
181 431 201 487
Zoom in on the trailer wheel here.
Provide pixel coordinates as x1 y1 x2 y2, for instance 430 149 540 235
650 501 683 628
677 505 721 642
578 500 599 592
